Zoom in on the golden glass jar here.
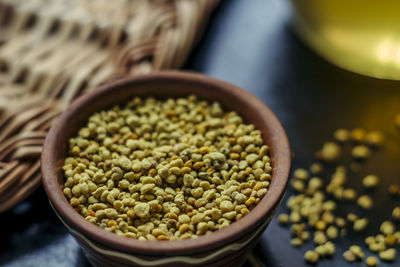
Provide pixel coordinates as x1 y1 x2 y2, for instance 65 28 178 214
290 0 400 80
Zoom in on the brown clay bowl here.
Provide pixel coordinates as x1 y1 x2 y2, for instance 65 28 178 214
41 71 291 267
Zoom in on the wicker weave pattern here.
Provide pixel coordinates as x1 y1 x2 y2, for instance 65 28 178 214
0 0 218 212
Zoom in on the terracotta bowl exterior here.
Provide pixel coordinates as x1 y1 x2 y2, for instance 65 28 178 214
41 71 291 267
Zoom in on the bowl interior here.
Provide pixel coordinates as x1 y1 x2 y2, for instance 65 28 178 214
42 71 291 255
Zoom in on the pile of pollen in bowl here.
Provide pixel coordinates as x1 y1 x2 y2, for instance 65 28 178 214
62 95 272 241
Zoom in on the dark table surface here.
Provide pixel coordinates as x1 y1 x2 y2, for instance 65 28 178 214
1 0 400 266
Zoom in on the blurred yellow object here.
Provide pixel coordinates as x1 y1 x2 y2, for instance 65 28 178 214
290 0 400 80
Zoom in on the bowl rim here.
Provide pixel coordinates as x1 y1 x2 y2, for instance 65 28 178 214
41 70 291 255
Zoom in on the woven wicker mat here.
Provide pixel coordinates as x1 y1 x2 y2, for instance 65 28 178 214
0 0 218 213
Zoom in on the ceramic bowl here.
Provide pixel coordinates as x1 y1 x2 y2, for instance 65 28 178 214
41 71 290 267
